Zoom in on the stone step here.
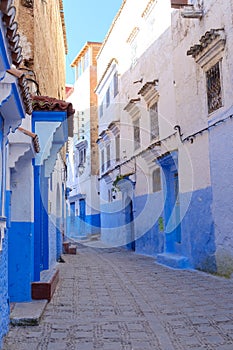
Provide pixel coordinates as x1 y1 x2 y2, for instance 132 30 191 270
31 267 59 301
10 300 47 326
156 253 190 269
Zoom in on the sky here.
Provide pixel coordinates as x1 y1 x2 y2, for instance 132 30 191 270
63 0 123 85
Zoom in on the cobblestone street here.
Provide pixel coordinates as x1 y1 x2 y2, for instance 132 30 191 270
3 245 233 350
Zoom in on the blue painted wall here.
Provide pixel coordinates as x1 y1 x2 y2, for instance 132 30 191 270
209 118 233 275
99 186 216 271
179 187 216 271
67 213 100 239
8 222 34 302
0 227 9 348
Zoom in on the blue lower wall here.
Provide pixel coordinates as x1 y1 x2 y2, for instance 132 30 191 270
8 222 34 302
0 227 9 348
67 213 100 239
99 187 216 271
180 187 216 272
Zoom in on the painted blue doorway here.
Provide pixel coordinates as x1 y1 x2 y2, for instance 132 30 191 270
158 152 181 253
125 198 135 251
79 199 86 235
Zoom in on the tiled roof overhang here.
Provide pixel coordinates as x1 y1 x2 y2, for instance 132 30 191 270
0 1 33 116
187 28 225 59
32 95 75 137
138 80 158 96
1 0 23 66
7 68 32 114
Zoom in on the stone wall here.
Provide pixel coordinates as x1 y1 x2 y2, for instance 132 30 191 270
0 222 9 348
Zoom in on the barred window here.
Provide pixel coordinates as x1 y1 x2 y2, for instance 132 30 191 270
206 61 223 114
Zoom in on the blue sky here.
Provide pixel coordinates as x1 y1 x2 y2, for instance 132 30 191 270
63 1 123 85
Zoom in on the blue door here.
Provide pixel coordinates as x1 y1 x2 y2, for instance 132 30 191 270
125 198 135 251
158 152 181 253
79 199 86 236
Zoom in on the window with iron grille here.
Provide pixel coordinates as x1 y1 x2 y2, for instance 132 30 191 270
149 102 159 140
206 61 223 114
133 118 141 150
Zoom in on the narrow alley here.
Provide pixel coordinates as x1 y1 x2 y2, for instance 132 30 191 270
3 244 233 350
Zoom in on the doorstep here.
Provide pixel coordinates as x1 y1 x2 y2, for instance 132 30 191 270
10 299 47 326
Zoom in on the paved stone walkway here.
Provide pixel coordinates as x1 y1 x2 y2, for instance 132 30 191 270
3 245 233 350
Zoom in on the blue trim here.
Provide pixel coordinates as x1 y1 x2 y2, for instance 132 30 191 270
11 84 25 120
0 28 10 71
32 111 66 124
5 190 11 229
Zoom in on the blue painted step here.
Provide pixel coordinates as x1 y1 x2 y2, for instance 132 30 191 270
156 253 190 269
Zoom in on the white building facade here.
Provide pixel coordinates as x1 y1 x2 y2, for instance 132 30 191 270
66 42 101 239
96 0 233 274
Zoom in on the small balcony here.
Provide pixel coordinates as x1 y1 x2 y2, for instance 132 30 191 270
171 0 188 9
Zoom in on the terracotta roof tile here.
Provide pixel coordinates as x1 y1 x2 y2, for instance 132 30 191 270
32 95 75 138
1 1 23 66
32 95 75 117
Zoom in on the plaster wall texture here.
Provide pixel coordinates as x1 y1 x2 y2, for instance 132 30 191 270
15 0 66 99
209 118 233 276
97 0 172 81
66 44 101 237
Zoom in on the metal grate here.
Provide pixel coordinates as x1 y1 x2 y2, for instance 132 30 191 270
206 61 222 114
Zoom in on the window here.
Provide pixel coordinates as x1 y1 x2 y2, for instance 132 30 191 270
206 61 223 114
0 115 3 215
101 149 105 173
99 102 103 118
127 27 139 68
152 168 161 192
106 144 111 168
133 118 141 150
83 49 89 71
108 189 112 202
77 61 82 79
149 102 159 140
106 87 110 108
79 148 86 165
113 72 119 97
115 135 120 162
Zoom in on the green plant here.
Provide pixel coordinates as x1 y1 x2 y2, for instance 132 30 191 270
112 172 134 192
